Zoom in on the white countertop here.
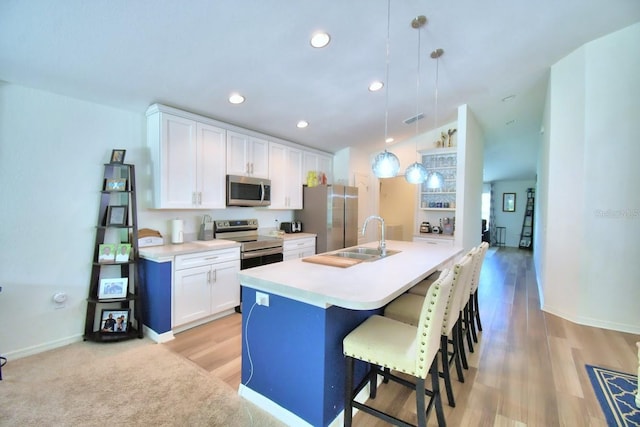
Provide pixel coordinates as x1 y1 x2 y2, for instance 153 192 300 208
139 239 241 261
238 240 463 310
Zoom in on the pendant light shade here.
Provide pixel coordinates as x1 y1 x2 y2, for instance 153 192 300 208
372 0 399 179
372 150 400 178
405 162 428 183
425 170 444 189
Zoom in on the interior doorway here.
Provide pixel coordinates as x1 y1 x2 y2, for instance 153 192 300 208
379 176 416 241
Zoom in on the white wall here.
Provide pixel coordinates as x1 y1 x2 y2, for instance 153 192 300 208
0 84 296 358
491 181 537 248
539 22 640 334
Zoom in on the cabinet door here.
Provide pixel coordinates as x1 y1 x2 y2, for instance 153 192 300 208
287 147 303 209
173 265 211 326
196 123 226 208
268 143 288 209
226 131 250 176
249 137 269 178
160 114 198 208
226 131 269 178
303 151 333 185
210 260 240 314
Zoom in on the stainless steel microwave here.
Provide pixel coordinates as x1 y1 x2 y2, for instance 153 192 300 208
226 175 271 207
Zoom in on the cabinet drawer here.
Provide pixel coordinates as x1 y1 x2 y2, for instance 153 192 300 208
283 237 315 251
412 236 454 246
174 248 240 270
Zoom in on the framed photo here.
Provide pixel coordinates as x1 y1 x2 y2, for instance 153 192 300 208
98 277 128 300
98 243 116 263
106 205 127 226
115 243 131 263
503 193 516 212
105 178 127 192
110 149 126 164
100 309 130 333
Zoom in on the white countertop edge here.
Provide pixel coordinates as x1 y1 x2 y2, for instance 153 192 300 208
238 241 463 311
139 240 241 261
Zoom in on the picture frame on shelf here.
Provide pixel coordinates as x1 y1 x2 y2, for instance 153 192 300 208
100 309 130 333
503 193 516 212
98 277 128 300
115 243 131 263
110 149 126 164
98 243 116 263
105 178 127 192
106 205 127 226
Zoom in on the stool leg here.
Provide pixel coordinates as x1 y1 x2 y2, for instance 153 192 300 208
456 317 469 370
474 292 483 332
344 356 354 427
431 359 447 427
416 377 427 427
469 293 479 343
464 302 474 353
440 335 455 407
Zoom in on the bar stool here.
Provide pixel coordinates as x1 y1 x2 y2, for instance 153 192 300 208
469 242 489 342
383 251 475 408
343 269 454 427
495 227 506 247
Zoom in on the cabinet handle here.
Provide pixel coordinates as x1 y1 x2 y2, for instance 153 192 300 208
198 192 202 204
192 192 196 204
207 270 211 283
246 162 250 174
212 269 217 282
204 256 218 261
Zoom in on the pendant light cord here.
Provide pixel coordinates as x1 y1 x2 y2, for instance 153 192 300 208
384 0 391 143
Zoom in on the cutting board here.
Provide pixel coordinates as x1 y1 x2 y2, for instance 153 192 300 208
302 254 363 268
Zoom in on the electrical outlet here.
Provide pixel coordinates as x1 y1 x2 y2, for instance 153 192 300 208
256 291 269 307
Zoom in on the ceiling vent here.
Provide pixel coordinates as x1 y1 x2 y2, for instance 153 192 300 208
403 113 424 125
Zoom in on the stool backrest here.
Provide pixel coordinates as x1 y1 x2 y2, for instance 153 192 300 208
442 252 474 335
414 268 455 377
470 242 489 294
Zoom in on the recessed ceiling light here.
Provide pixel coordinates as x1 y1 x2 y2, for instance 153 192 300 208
297 120 309 129
502 95 516 102
229 93 245 104
369 81 384 92
385 137 394 144
506 119 516 125
310 32 331 48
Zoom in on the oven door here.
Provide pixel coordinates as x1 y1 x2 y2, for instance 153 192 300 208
240 247 283 270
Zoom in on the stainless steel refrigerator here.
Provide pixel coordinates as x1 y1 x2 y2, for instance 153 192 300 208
296 185 358 254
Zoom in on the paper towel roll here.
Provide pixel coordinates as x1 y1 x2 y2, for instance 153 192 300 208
171 219 184 244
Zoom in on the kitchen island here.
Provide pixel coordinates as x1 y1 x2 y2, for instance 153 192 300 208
237 240 463 427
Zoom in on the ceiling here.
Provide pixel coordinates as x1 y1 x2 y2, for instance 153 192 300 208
2 1 639 182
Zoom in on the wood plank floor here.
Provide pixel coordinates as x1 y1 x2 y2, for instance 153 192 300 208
164 247 639 426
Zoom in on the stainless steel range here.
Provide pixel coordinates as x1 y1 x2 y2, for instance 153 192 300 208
213 219 283 270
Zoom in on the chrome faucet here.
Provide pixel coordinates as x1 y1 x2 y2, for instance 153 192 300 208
362 215 386 256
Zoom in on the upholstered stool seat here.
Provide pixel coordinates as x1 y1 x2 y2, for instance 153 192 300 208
343 269 454 427
408 271 440 296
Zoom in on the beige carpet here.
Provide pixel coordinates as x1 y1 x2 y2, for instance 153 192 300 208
0 338 285 426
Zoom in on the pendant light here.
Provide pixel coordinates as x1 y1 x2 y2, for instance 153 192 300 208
425 48 445 189
371 0 400 178
404 15 429 184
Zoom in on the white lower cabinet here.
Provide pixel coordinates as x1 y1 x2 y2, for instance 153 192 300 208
173 248 240 327
283 236 316 261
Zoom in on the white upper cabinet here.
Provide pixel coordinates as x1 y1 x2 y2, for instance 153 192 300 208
269 142 303 209
147 107 226 209
303 151 333 184
226 131 269 178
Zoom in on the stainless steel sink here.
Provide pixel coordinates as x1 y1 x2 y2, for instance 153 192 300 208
333 247 401 261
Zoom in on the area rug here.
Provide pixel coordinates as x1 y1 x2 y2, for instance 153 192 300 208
586 364 639 426
0 339 285 426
